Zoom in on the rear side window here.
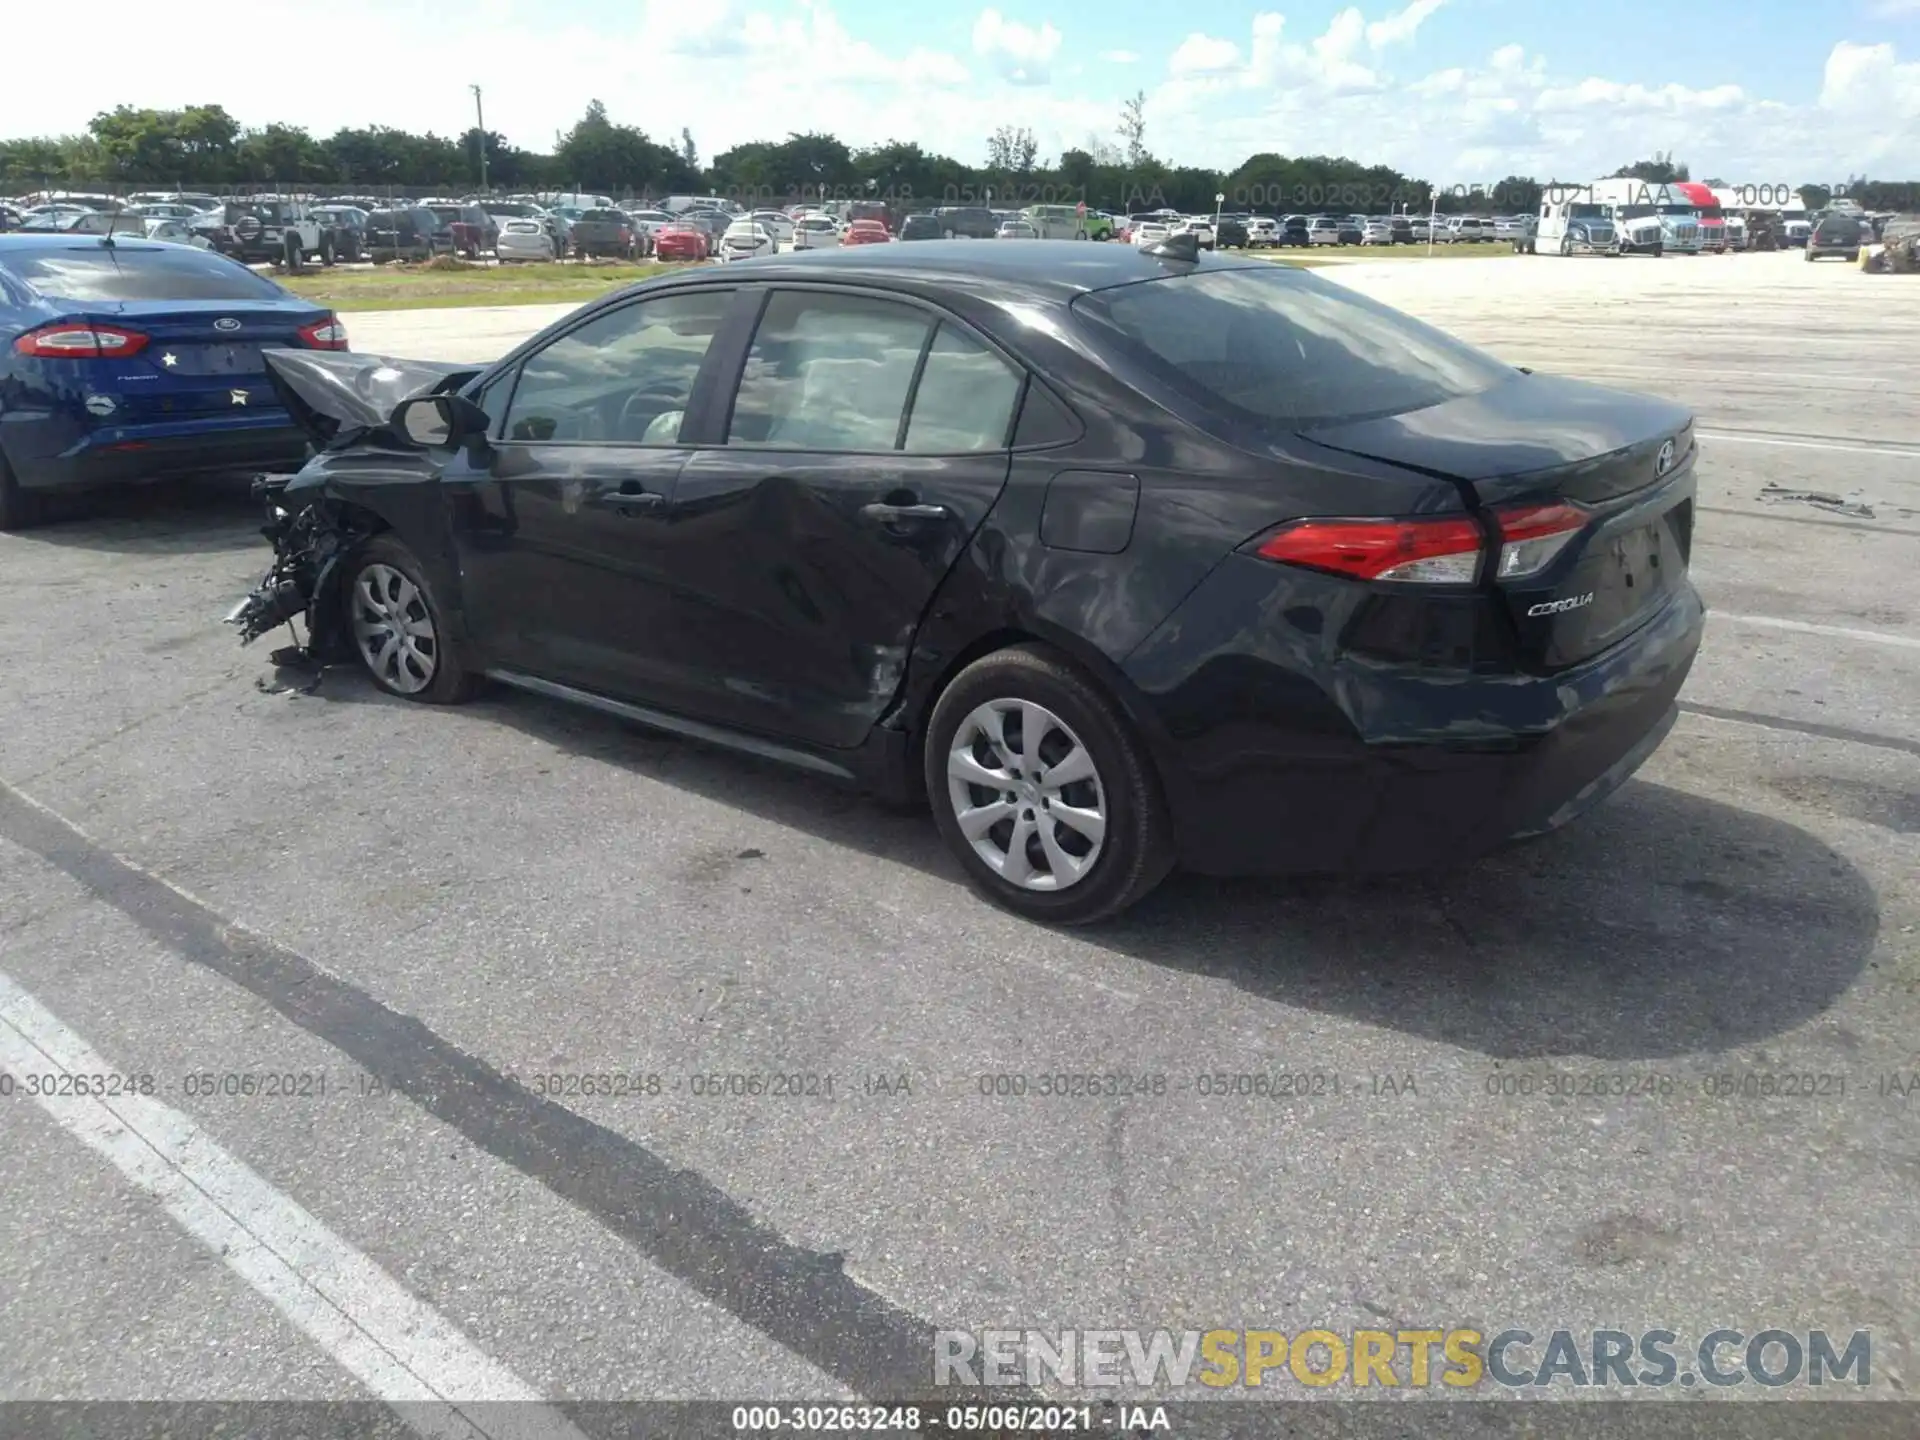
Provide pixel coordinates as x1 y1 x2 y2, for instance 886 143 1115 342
727 292 932 450
2 245 285 302
903 324 1022 453
1071 266 1514 429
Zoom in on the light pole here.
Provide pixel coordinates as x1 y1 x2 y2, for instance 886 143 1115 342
470 84 487 194
1214 191 1224 227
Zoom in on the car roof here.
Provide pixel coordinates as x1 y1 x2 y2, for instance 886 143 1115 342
629 239 1271 301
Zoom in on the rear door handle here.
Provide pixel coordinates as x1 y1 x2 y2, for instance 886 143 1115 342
861 502 949 523
592 487 663 510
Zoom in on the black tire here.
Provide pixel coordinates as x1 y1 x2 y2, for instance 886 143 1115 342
320 237 335 267
923 644 1173 925
283 234 302 273
342 535 480 704
0 452 47 531
1560 235 1572 257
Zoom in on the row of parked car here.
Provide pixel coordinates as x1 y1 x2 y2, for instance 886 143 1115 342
1115 209 1527 249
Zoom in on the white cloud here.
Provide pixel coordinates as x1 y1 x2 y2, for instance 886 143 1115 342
973 9 1063 85
1 1 1915 194
1168 34 1244 78
1366 0 1447 48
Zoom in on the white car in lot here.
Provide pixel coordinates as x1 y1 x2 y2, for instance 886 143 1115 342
1360 218 1393 244
1128 221 1172 247
1245 216 1279 247
141 218 212 248
749 210 795 246
1307 216 1342 245
997 219 1037 238
790 214 841 250
495 217 556 262
720 219 777 261
625 209 674 246
1171 217 1215 248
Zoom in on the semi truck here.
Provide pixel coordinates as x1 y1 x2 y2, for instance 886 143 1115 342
1587 178 1702 255
1671 181 1728 252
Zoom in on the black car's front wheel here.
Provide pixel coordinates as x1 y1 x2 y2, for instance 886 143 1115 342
925 645 1173 925
345 537 478 704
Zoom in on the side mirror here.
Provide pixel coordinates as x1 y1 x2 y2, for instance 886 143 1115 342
390 393 490 453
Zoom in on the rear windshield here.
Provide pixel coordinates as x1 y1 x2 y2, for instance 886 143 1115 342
582 210 625 223
3 244 287 301
1817 218 1863 239
1071 265 1514 430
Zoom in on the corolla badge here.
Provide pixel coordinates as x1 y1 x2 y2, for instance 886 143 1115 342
214 317 242 332
1655 439 1676 476
1527 592 1595 617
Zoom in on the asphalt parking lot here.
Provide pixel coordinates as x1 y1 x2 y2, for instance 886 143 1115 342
1 250 1915 1434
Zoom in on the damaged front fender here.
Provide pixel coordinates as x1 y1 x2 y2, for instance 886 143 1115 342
223 482 382 653
228 349 482 660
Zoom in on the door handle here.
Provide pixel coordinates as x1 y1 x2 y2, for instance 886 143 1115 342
860 501 949 523
591 487 663 510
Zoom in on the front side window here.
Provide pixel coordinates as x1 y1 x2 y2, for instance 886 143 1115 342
1072 265 1515 430
500 289 732 445
727 292 933 450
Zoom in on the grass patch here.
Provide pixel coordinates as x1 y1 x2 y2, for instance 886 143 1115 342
279 259 684 312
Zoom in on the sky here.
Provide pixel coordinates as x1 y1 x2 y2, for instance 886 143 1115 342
4 0 1918 184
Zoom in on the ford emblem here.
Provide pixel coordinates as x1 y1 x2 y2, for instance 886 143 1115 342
1655 439 1676 476
215 318 242 333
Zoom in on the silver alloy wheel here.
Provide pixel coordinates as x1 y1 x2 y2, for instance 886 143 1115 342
350 563 437 694
946 699 1107 892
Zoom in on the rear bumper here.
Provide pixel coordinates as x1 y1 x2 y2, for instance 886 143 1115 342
1125 566 1705 876
5 414 309 492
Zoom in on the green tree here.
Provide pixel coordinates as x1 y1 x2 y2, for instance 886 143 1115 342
1117 90 1147 169
555 101 671 193
235 124 338 186
1610 151 1689 184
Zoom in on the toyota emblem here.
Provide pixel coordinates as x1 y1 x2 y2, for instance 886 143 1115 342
1655 439 1676 476
214 318 242 333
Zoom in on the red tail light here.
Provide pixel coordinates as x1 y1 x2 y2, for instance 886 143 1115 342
1255 516 1487 584
1491 501 1587 579
15 324 149 358
298 316 349 351
1254 501 1590 586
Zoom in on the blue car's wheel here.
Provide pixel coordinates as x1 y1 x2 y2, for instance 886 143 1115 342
0 453 46 531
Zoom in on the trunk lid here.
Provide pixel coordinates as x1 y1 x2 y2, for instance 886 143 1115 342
60 298 331 422
1304 373 1698 672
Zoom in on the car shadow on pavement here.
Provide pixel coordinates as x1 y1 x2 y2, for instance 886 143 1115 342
425 680 1881 1064
14 478 267 554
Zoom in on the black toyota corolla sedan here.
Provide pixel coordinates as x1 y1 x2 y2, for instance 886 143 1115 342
231 239 1703 924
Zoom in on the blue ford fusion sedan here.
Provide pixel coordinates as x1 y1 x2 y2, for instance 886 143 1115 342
0 234 347 528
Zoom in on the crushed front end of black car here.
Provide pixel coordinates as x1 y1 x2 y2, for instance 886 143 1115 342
224 350 481 665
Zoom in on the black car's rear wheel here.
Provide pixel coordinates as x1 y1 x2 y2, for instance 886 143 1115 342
925 645 1172 925
345 537 478 704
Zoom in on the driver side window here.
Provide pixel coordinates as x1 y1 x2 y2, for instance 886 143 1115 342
500 289 732 445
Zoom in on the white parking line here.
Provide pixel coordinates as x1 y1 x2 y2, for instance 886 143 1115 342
0 970 586 1440
1711 613 1920 651
1696 430 1920 458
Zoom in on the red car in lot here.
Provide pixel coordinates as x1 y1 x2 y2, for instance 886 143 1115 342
654 223 710 261
842 219 892 246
